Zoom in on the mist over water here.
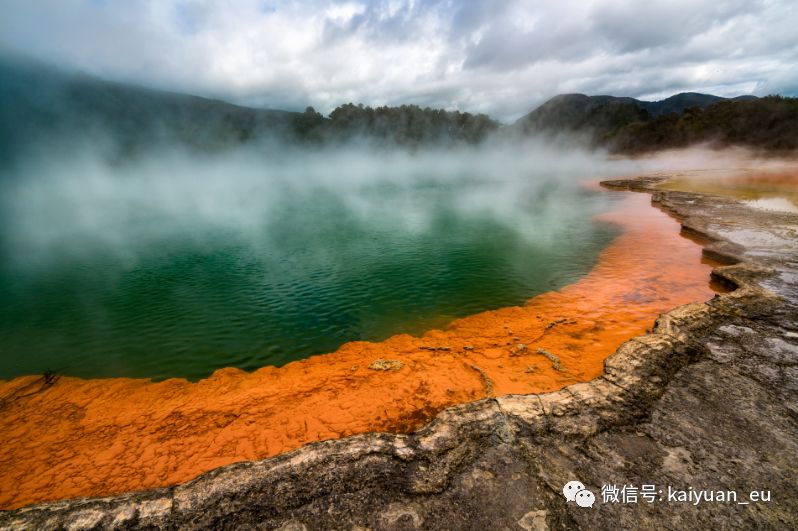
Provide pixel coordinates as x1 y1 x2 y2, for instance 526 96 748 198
0 141 627 380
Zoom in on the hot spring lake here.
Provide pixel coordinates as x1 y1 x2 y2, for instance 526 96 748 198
0 148 621 381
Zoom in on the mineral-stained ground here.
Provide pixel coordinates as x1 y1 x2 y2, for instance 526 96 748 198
1 174 797 530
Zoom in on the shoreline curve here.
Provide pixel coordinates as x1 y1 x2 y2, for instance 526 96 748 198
0 183 719 510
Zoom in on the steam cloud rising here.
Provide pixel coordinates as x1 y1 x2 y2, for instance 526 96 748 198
2 141 632 270
1 115 773 380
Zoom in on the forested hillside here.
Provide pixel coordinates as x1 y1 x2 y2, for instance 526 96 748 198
2 58 795 161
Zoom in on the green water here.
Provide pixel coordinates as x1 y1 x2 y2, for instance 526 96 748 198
0 151 620 381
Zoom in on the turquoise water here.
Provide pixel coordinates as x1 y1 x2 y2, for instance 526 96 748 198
0 149 620 381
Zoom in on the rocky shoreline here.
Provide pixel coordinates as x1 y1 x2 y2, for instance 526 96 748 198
1 175 796 530
0 187 715 510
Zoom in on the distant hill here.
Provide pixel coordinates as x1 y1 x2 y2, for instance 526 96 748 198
513 92 757 143
609 95 798 153
0 59 498 163
0 58 300 163
514 94 649 138
1 58 795 159
638 92 729 117
514 91 798 154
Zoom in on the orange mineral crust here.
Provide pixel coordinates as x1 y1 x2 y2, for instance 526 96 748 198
0 189 718 509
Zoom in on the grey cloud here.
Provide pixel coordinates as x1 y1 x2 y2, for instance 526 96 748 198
588 0 759 54
0 0 795 121
462 9 598 71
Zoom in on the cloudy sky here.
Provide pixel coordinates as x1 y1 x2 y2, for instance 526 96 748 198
1 0 796 121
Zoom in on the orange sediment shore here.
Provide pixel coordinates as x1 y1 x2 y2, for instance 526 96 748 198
0 189 719 509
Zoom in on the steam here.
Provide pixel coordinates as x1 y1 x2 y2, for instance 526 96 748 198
5 114 794 379
0 139 642 273
5 125 794 278
620 145 798 175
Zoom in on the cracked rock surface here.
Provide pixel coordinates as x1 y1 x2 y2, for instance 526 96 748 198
1 176 797 530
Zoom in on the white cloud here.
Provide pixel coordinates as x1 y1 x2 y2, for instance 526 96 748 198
0 0 795 121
